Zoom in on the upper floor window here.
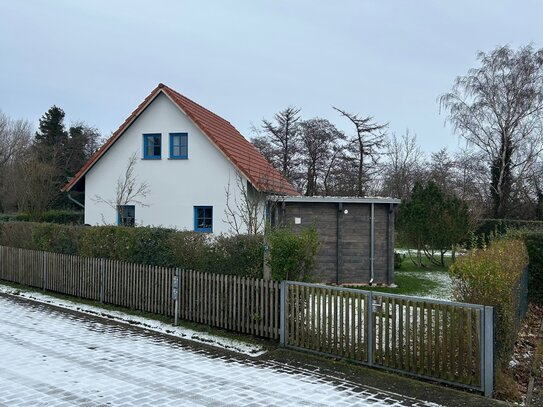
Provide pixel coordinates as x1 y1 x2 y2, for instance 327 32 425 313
118 205 135 227
170 132 188 159
143 133 161 159
194 206 212 233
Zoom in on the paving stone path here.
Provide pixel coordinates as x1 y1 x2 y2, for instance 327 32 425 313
0 294 444 406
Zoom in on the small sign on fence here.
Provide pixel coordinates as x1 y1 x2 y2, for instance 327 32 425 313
172 273 179 301
173 269 180 326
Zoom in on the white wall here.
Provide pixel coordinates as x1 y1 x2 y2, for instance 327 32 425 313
84 92 263 234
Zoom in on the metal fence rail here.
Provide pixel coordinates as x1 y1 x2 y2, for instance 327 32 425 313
280 281 494 396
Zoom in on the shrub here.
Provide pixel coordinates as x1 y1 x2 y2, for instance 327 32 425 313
32 223 80 255
167 231 211 270
208 234 264 278
394 251 404 270
449 238 528 360
268 227 319 281
38 210 84 225
0 222 35 249
508 229 543 304
128 227 177 267
11 210 84 225
79 226 138 263
0 222 267 276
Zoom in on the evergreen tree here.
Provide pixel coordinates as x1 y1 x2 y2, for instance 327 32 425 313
397 181 472 267
34 106 68 164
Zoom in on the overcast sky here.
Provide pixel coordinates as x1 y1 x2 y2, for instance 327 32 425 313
1 0 542 153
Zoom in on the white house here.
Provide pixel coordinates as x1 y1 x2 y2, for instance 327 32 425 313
63 83 299 234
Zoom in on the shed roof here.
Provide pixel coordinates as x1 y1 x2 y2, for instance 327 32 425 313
271 196 401 204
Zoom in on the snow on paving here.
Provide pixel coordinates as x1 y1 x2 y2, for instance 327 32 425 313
0 284 264 356
0 293 444 407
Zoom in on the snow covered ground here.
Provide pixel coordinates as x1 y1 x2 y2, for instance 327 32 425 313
398 271 453 301
0 284 264 356
0 292 444 406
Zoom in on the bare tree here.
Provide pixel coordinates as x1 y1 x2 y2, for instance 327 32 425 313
93 152 150 225
251 106 302 185
0 111 33 212
380 130 425 200
333 107 387 196
440 45 543 218
11 150 58 213
298 118 345 196
224 172 267 235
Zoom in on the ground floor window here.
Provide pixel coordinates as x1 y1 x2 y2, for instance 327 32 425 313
118 205 135 226
194 206 212 232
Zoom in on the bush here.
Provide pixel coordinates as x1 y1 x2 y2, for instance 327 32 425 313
508 229 543 304
449 238 528 360
0 222 35 249
0 221 319 280
167 231 211 270
79 226 134 261
268 227 319 281
394 251 404 270
208 234 264 278
11 210 84 225
32 223 80 255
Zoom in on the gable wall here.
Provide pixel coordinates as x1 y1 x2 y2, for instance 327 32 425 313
84 93 261 234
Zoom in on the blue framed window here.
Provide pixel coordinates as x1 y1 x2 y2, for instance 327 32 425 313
194 206 212 233
143 133 161 159
117 205 135 227
170 133 188 159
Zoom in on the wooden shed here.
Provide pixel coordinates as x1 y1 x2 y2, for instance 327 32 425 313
270 196 401 286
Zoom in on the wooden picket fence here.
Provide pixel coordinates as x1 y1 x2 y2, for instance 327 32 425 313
0 245 494 395
0 246 280 339
281 281 494 396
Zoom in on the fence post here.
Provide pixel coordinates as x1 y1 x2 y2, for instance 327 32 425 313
99 258 105 303
42 251 47 291
280 280 287 346
367 291 374 366
483 306 494 397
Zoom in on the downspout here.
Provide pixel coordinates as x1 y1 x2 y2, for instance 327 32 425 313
68 193 85 209
337 202 343 285
369 203 375 286
387 203 393 285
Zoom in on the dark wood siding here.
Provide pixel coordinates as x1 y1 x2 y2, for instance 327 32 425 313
278 201 394 285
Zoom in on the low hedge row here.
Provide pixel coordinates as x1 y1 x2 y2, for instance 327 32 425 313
0 210 84 225
0 222 318 281
450 238 529 361
507 229 543 305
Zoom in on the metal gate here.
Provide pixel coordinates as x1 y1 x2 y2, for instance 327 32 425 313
280 281 494 396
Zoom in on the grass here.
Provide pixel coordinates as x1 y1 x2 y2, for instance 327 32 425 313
396 252 453 272
358 273 443 297
346 254 454 299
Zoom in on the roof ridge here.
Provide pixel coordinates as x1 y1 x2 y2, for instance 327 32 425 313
63 83 299 196
162 85 234 127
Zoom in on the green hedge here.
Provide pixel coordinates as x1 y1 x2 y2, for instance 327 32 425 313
476 219 543 236
1 210 84 225
506 229 543 305
450 239 529 361
268 227 319 281
0 222 319 281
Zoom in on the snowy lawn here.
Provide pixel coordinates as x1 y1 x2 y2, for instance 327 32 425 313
360 271 453 301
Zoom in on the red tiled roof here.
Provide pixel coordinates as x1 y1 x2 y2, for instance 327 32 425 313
62 83 299 196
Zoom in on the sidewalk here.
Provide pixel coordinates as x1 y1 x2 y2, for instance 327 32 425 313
0 288 510 407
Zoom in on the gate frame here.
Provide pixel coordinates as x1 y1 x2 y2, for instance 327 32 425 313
280 280 494 397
